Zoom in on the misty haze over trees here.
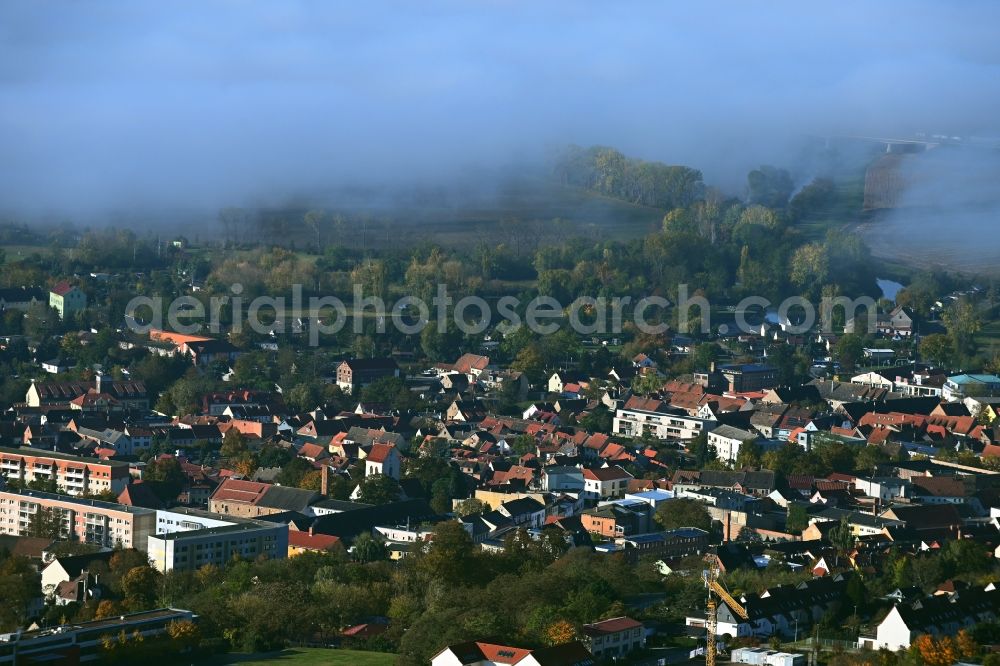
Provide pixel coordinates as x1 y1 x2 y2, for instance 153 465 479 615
4 4 1000 665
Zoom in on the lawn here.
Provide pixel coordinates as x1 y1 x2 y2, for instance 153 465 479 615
975 315 1000 357
0 244 51 263
222 648 396 665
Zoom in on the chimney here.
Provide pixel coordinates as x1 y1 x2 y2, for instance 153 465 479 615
321 465 329 496
95 372 104 394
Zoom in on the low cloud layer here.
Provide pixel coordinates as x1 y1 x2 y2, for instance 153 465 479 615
2 1 1000 215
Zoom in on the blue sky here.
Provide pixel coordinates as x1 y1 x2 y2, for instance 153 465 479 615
2 1 999 212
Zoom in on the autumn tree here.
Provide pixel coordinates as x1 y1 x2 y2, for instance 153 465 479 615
545 619 577 646
143 457 186 502
121 565 161 611
166 619 201 651
956 629 978 661
914 634 958 666
94 600 120 620
790 242 829 294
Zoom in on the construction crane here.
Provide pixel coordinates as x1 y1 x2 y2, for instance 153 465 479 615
704 556 749 666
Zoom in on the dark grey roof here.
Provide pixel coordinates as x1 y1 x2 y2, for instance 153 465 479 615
47 551 115 578
341 358 399 371
311 499 436 542
896 587 1000 632
695 470 776 491
256 485 321 511
312 498 373 512
501 497 545 516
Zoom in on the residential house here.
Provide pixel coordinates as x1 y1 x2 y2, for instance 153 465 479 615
709 574 851 639
431 640 595 666
0 287 45 311
699 363 779 393
181 338 241 367
26 376 149 410
846 305 912 338
583 466 633 500
581 501 650 537
863 586 1000 651
943 374 1000 402
671 470 776 498
49 282 87 320
452 353 491 380
541 466 585 492
581 617 645 660
0 608 198 664
336 358 401 394
0 489 156 549
498 497 546 529
366 443 401 479
708 424 760 463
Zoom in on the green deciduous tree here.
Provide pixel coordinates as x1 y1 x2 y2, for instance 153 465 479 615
356 474 400 505
654 499 712 532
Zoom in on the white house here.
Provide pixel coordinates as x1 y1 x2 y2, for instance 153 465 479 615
863 587 1000 651
708 425 758 463
365 443 400 479
583 466 633 500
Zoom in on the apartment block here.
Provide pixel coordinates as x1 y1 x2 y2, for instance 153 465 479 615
0 489 288 572
147 520 287 573
613 404 717 440
0 489 156 549
0 447 130 496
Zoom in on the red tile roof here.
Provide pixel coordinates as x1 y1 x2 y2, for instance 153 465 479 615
367 443 396 464
210 478 269 504
51 281 75 296
475 643 533 664
453 353 490 374
298 443 327 460
583 616 643 634
288 531 341 551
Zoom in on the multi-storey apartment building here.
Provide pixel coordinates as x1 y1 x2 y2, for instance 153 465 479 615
613 398 718 440
147 519 287 572
0 490 288 572
0 447 130 496
0 489 156 549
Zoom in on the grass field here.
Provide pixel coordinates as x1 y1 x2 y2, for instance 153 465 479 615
976 315 1000 357
1 244 50 263
222 648 396 665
